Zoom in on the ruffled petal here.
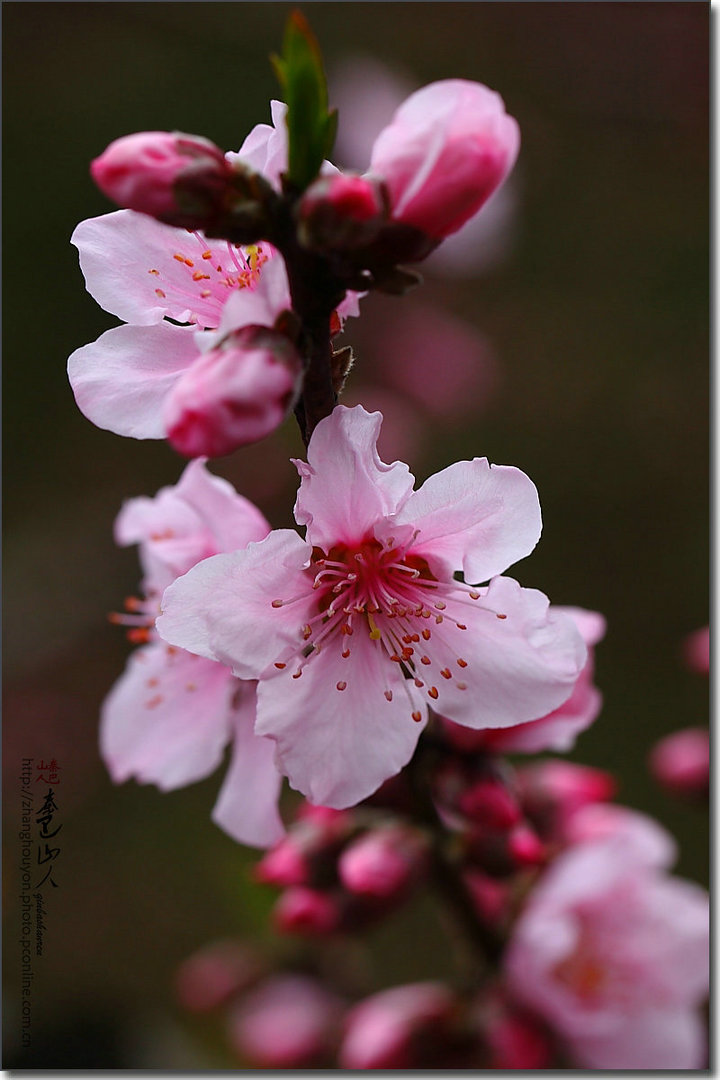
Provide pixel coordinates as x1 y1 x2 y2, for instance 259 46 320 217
255 632 424 808
421 576 586 730
293 406 414 550
229 101 289 190
396 457 541 584
100 643 234 790
174 457 270 553
211 682 285 848
68 322 198 438
157 530 315 675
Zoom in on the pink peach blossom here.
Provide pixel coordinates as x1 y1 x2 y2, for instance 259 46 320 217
505 814 709 1069
101 459 284 847
90 130 233 227
339 982 459 1069
158 405 585 808
649 726 710 798
368 80 520 240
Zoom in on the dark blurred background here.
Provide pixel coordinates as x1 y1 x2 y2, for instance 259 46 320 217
3 2 708 1068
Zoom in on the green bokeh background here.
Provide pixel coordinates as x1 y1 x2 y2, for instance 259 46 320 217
3 2 708 1068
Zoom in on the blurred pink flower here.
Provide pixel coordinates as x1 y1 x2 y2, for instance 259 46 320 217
175 941 265 1014
227 974 344 1067
339 982 459 1069
649 726 709 799
101 459 284 847
159 405 586 808
505 813 709 1068
682 625 710 674
338 824 428 900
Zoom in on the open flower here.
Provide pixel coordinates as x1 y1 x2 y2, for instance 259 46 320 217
102 458 284 847
504 811 710 1069
158 406 585 808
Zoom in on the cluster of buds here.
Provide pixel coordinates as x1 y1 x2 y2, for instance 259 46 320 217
254 803 430 936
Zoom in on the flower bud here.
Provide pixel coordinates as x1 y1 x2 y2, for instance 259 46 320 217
682 625 710 674
464 870 509 925
90 131 236 227
338 825 428 900
227 974 343 1067
339 982 459 1069
458 778 522 830
298 173 387 251
272 886 341 936
164 326 303 457
517 760 616 840
369 80 519 241
175 941 265 1014
484 1007 553 1069
254 837 308 887
507 823 546 866
649 727 709 799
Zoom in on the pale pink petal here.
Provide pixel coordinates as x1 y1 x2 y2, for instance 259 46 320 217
230 101 289 190
68 322 198 438
565 804 677 870
174 457 270 553
396 458 541 584
571 1008 706 1071
72 210 242 328
423 578 585 730
157 530 314 675
211 683 284 848
255 632 424 808
100 643 234 789
293 406 414 549
211 255 292 342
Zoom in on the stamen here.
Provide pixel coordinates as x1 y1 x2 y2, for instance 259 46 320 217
367 613 381 640
497 613 507 619
440 668 452 680
428 686 439 700
457 658 468 668
274 662 286 669
336 681 347 692
384 690 393 702
412 710 423 723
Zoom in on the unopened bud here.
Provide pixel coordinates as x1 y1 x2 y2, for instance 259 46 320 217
458 778 521 830
339 982 459 1069
272 886 341 936
507 823 546 866
517 760 616 839
175 941 265 1013
484 1007 553 1069
227 974 343 1067
649 727 710 799
164 326 302 457
91 131 236 228
464 871 509 925
298 173 387 251
254 838 308 887
338 825 428 900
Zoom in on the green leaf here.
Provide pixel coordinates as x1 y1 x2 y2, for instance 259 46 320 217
272 10 336 192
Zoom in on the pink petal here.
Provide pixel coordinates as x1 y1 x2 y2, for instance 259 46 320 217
230 101 289 191
571 1008 706 1070
396 458 541 584
100 643 234 789
427 577 585 730
173 457 271 554
72 210 240 328
293 405 414 549
255 632 424 808
212 254 292 340
211 683 285 848
157 530 315 675
68 322 198 438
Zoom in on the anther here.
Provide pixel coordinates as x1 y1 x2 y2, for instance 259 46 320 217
457 658 468 668
457 681 467 690
342 648 350 658
435 601 446 610
422 628 431 641
201 250 213 259
292 670 302 679
457 623 467 630
384 690 393 702
414 678 424 688
148 268 160 275
173 253 186 262
428 687 439 700
155 289 166 298
420 656 431 666
412 711 423 723
185 683 197 691
336 681 347 692
440 668 452 680
435 615 444 624
271 599 284 608
496 613 507 619
469 591 480 600
274 662 286 670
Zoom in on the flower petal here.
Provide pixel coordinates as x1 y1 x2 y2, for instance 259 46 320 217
100 643 234 790
72 210 238 328
570 1008 706 1070
229 101 289 191
424 577 586 730
157 530 314 675
396 457 541 584
68 322 198 438
255 632 425 808
293 405 414 549
174 457 271 553
211 682 285 848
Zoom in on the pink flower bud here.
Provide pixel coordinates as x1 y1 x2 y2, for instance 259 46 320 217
682 625 710 674
175 941 264 1013
464 870 509 925
164 326 303 457
649 727 709 799
369 80 520 240
507 823 546 866
228 974 343 1067
272 886 341 936
338 825 428 900
254 837 308 887
517 760 616 839
486 1009 553 1069
339 982 459 1069
458 778 522 830
90 131 234 227
298 173 387 250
